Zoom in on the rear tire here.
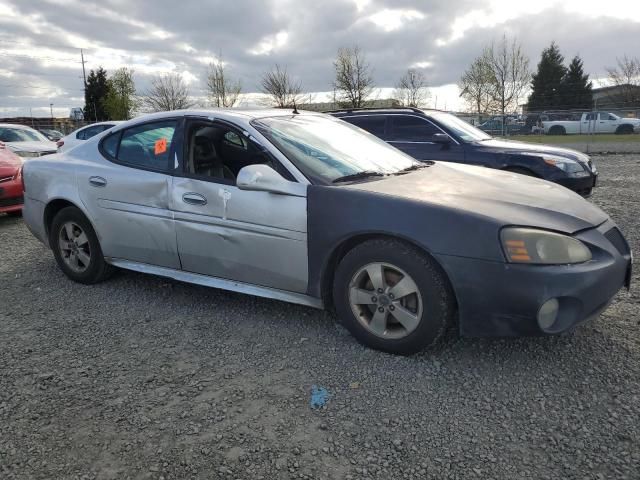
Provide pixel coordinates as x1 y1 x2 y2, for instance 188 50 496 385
548 126 566 135
333 238 455 355
50 206 114 284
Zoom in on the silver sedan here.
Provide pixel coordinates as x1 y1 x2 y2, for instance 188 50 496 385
22 109 631 354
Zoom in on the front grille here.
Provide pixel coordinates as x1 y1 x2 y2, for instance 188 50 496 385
605 227 630 256
0 195 23 207
40 150 57 156
0 176 13 183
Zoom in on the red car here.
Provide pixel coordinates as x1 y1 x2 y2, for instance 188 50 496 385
0 141 23 215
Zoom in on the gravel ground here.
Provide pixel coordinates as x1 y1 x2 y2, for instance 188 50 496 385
1 154 639 480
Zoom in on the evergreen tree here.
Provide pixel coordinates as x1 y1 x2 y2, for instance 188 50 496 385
84 67 110 121
560 56 593 110
527 42 566 111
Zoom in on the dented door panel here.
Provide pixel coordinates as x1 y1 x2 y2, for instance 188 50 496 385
171 176 309 293
77 159 180 269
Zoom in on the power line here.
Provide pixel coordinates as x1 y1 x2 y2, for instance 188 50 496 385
0 37 83 51
0 52 80 63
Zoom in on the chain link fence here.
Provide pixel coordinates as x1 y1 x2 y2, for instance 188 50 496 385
454 106 640 154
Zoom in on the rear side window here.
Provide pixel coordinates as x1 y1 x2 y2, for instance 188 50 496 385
389 116 440 141
102 132 119 157
78 124 113 140
344 116 386 137
102 120 177 172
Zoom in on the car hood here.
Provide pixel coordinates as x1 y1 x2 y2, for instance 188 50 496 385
0 149 22 177
471 138 588 163
345 162 608 233
7 140 58 153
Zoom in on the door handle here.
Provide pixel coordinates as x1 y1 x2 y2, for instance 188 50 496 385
182 192 207 205
89 176 107 187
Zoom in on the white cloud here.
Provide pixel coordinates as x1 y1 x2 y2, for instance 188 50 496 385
367 9 425 32
248 31 288 55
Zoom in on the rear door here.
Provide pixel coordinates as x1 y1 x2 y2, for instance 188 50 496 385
76 119 181 268
388 114 464 162
341 115 388 139
598 113 617 133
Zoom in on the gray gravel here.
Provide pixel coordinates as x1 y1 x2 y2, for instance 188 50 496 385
1 154 639 480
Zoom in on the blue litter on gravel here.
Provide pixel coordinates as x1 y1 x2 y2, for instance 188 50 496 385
310 385 330 409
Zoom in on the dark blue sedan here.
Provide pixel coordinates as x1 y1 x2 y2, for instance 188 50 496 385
328 108 598 196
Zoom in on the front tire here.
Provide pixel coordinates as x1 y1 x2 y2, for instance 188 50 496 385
333 238 455 355
505 167 536 177
50 206 113 284
615 124 634 135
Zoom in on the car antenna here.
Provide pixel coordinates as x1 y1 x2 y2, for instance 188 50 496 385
292 100 299 115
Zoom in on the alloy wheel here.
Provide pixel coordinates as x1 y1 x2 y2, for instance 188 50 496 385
348 262 423 339
58 221 91 273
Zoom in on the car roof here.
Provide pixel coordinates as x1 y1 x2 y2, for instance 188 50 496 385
103 108 328 131
79 121 124 128
325 107 444 116
0 123 38 130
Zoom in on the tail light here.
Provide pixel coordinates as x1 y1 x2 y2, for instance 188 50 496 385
18 166 25 192
56 140 64 149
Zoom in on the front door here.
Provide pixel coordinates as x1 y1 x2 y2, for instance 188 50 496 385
170 119 308 293
387 114 465 162
76 119 180 269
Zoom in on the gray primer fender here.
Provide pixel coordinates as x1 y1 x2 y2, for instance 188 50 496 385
305 184 505 300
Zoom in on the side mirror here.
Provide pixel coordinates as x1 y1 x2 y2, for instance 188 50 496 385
236 164 306 197
431 133 451 144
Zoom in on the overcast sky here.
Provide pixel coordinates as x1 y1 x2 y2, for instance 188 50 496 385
1 0 639 117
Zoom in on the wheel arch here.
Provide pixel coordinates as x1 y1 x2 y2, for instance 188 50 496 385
319 232 458 314
548 125 566 135
43 198 96 243
615 123 634 134
502 165 541 178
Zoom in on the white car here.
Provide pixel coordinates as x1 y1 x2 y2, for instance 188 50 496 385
0 123 58 158
58 121 122 152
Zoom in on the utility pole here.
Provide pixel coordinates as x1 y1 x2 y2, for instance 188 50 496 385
81 49 88 121
80 48 87 92
50 103 54 126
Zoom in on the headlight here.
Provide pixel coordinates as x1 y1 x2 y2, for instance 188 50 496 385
14 150 40 158
501 227 592 264
542 156 589 177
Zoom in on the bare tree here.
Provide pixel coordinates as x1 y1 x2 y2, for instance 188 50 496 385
207 59 242 108
260 64 303 108
333 46 375 108
483 35 531 116
395 69 429 108
142 73 194 112
459 56 498 114
606 55 640 105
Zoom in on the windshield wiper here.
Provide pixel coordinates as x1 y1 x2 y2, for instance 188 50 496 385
391 162 433 175
332 171 385 184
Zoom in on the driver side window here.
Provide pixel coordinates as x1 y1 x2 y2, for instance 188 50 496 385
184 122 274 185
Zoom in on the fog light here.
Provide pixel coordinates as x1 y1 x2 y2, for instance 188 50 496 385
537 298 559 330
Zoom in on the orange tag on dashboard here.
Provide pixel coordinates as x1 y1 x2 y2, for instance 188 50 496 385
154 138 167 155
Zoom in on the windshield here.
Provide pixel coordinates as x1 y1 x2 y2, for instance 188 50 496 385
428 112 492 142
252 114 419 184
0 127 50 143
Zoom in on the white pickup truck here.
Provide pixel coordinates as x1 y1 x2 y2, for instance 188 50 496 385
543 112 640 135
